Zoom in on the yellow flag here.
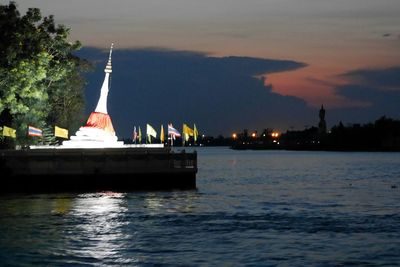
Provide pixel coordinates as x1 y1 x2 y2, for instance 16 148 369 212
2 126 16 138
183 124 194 136
138 126 142 143
183 124 194 142
160 125 165 143
194 124 198 142
54 126 68 139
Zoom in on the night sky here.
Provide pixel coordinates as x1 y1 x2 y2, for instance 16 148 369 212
11 0 400 137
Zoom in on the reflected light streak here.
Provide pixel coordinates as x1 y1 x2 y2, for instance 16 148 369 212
70 192 134 264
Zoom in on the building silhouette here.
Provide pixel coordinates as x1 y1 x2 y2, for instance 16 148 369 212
318 105 327 134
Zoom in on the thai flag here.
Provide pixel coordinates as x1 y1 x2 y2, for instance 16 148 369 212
168 123 181 138
28 126 43 137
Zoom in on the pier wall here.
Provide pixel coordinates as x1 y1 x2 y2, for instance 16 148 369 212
0 148 197 193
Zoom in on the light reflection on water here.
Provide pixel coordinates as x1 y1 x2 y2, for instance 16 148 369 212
0 148 399 266
68 193 130 263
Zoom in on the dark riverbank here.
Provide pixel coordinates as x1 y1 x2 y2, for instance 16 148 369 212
232 116 400 151
231 142 400 152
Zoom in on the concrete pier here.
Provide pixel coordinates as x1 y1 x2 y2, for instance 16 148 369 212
0 147 197 193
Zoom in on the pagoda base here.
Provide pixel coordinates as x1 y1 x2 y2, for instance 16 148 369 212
62 127 124 148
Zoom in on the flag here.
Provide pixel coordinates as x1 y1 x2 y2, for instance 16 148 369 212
183 124 194 136
2 126 16 138
146 124 157 143
54 126 68 139
168 123 181 139
133 126 137 142
183 123 194 141
160 125 165 143
28 126 42 137
194 124 198 142
146 124 157 138
138 126 142 143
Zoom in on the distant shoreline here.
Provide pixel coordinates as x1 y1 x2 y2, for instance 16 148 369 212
230 143 400 152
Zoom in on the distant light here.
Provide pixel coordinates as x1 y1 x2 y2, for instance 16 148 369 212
251 133 256 138
232 133 237 139
271 132 280 138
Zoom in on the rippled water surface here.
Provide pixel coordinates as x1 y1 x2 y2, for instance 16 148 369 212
1 148 399 266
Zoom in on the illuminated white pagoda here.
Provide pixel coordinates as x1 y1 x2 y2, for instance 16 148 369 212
63 43 124 148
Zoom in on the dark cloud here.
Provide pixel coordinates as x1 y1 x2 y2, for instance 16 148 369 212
335 84 399 110
330 67 400 125
340 66 400 90
77 47 314 137
381 32 400 39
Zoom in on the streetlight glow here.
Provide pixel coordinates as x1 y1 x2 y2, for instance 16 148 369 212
271 132 280 138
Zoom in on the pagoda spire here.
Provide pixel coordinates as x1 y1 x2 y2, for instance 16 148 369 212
104 43 113 73
62 43 123 148
95 43 113 114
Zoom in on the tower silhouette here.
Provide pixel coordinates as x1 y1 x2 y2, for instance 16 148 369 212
318 105 327 134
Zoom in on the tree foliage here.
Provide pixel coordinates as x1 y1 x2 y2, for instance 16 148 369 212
0 2 90 147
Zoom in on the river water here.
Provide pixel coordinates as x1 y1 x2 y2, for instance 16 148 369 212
0 148 399 266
